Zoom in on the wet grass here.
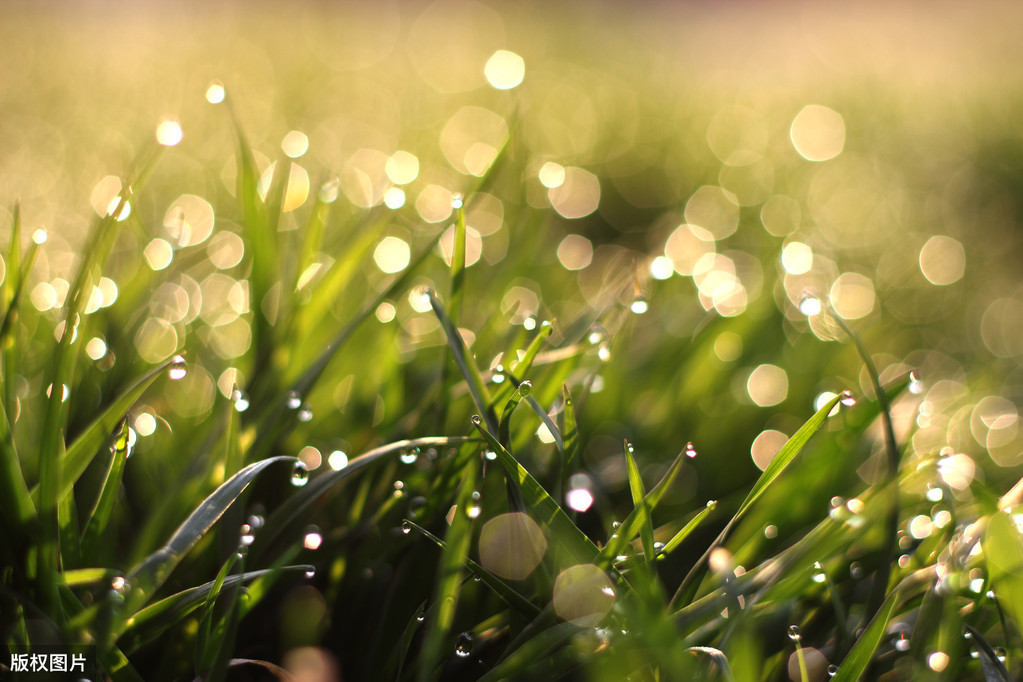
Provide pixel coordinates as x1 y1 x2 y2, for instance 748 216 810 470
1 81 1022 682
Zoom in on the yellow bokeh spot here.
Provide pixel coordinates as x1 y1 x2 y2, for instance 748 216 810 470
484 49 525 89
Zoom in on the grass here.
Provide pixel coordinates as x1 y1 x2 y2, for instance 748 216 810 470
3 6 1023 679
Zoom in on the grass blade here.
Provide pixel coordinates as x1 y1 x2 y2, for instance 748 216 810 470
0 393 34 537
830 589 900 682
472 418 599 565
625 441 655 564
670 393 843 609
658 501 717 560
196 552 240 674
125 456 297 612
80 420 131 563
429 290 497 434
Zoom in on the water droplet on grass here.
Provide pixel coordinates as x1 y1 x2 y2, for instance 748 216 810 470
416 612 426 622
471 414 482 425
400 447 420 464
685 442 698 458
587 326 607 345
455 632 473 657
630 296 649 314
597 344 611 362
908 369 924 394
305 568 316 578
451 194 464 210
895 635 910 651
168 355 187 380
291 462 310 487
788 625 801 642
303 527 323 550
492 365 506 384
401 521 412 535
483 449 497 461
840 390 856 407
850 562 863 578
517 380 532 397
827 665 838 677
239 523 255 546
297 403 314 421
812 561 826 583
287 391 302 409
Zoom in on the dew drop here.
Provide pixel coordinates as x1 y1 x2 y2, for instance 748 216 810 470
483 449 497 461
401 520 412 535
707 500 718 509
895 635 910 652
168 355 187 380
517 380 532 398
908 369 924 395
303 527 323 550
454 632 473 657
523 316 537 331
111 575 126 592
827 664 838 678
305 568 316 579
492 365 506 384
400 447 420 464
416 612 426 622
239 523 255 546
788 625 801 642
291 461 310 487
597 344 611 362
587 326 607 345
287 390 302 409
247 513 265 529
653 542 665 554
840 390 857 407
451 193 464 210
799 295 822 316
231 388 250 412
297 403 314 422
850 561 863 579
630 296 649 315
811 561 826 584
471 414 482 426
684 442 698 458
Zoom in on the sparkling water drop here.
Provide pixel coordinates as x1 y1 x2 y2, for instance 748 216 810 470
788 625 801 642
517 380 532 398
908 369 924 394
926 486 943 502
566 488 594 512
303 527 323 550
840 390 857 407
630 296 649 314
416 612 426 622
483 449 497 461
827 664 838 677
291 462 310 487
597 344 611 362
523 316 537 330
168 355 187 380
587 326 607 345
850 561 863 578
454 632 473 657
400 447 420 464
812 561 826 584
799 296 822 316
231 388 250 412
297 403 314 422
492 364 506 384
451 193 464 210
401 520 412 535
895 634 910 652
471 414 482 426
684 442 697 458
287 390 302 409
239 523 255 546
305 568 316 578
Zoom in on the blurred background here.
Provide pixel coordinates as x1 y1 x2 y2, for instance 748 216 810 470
3 0 1023 677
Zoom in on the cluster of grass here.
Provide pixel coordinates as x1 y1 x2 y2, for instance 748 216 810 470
2 77 1023 682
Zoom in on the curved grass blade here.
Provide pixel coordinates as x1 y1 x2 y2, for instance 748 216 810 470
983 511 1023 634
393 601 427 682
125 456 297 612
472 419 599 565
405 520 541 618
670 394 843 610
198 554 246 682
196 552 241 675
963 623 1012 682
429 291 497 434
80 420 130 563
0 394 34 536
599 450 686 569
254 436 476 556
118 566 312 654
830 589 900 682
558 384 579 498
479 621 579 682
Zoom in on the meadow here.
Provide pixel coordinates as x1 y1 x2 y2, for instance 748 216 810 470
2 2 1023 680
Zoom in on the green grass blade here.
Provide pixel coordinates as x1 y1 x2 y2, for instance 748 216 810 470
80 420 130 563
670 394 842 609
196 551 240 674
124 456 297 612
429 291 497 433
393 601 427 682
472 418 599 565
30 358 174 506
117 566 311 654
197 552 246 682
0 393 34 535
625 441 655 564
449 196 467 327
416 454 478 682
254 436 476 556
963 623 1013 682
558 384 579 497
658 502 716 559
405 520 541 618
984 511 1023 632
59 568 113 587
830 589 900 682
599 451 686 569
478 621 579 682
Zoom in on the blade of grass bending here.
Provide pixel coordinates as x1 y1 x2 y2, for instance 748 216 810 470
670 394 842 610
0 394 34 537
430 291 497 434
405 520 541 618
80 420 130 563
254 436 476 557
472 419 599 565
196 551 240 674
829 590 900 682
124 456 297 613
558 384 579 500
963 623 1012 682
117 566 312 653
416 456 478 682
198 553 246 682
393 601 427 682
625 441 655 564
479 621 580 682
30 358 174 506
598 451 686 569
489 322 554 407
658 502 717 560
